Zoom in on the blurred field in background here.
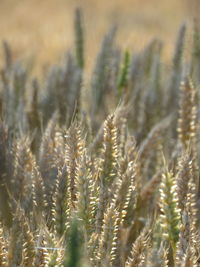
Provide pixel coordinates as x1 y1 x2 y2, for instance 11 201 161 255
0 0 198 74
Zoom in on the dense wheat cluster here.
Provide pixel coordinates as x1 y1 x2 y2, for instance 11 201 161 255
1 8 200 267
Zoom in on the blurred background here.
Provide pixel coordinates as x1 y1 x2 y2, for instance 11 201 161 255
0 0 198 74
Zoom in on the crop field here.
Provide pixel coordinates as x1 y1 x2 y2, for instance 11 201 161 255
0 0 194 73
0 1 200 267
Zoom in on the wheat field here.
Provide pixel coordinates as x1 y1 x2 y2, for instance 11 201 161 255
0 1 200 266
0 0 193 73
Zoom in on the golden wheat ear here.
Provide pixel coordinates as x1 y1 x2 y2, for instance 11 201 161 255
176 152 193 211
34 232 49 267
125 227 151 267
95 113 120 233
21 218 36 267
177 77 199 188
75 154 96 240
64 122 85 206
31 157 47 219
51 166 70 239
95 204 120 267
177 77 197 149
159 157 181 264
